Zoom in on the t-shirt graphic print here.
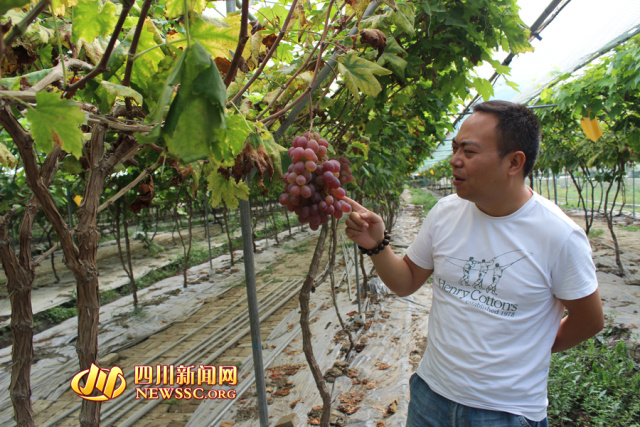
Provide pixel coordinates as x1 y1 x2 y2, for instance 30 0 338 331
441 250 531 317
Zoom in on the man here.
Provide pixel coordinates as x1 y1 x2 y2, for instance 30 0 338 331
342 100 604 426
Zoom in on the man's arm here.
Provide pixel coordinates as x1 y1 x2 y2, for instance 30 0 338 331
552 289 604 353
369 249 433 296
342 197 433 296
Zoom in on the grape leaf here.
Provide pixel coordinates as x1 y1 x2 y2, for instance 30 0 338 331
345 0 370 22
0 0 29 16
161 41 227 163
390 3 415 36
337 51 392 100
129 19 165 95
378 51 407 78
164 0 207 19
218 114 252 165
256 126 286 180
51 0 78 16
26 91 86 159
148 50 187 124
71 0 119 44
100 81 143 105
192 15 241 59
164 95 226 163
0 142 17 169
207 167 250 210
472 76 494 102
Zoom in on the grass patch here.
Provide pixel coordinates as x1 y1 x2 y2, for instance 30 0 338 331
548 324 640 425
409 188 439 213
620 224 640 232
588 229 605 238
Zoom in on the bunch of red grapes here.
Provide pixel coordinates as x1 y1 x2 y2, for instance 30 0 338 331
279 131 355 230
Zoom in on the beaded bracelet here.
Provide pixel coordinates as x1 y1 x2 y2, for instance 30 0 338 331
358 230 391 256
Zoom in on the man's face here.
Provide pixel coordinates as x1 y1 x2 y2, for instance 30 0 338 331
449 112 511 206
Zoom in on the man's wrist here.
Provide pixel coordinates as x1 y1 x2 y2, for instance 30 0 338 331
358 230 391 256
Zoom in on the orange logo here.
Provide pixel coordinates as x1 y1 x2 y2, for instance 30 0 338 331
70 364 127 401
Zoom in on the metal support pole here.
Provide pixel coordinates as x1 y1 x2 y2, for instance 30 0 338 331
553 173 558 205
66 187 74 228
239 197 269 426
204 191 213 271
226 0 236 13
633 167 636 219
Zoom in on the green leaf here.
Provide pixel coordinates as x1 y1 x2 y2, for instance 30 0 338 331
378 51 407 78
165 96 226 163
0 142 17 169
71 0 119 44
207 167 250 210
148 50 187 123
0 0 29 16
164 0 207 19
221 114 252 165
26 91 86 159
390 3 415 36
129 19 166 94
161 42 227 163
171 14 241 60
100 81 143 105
472 77 494 102
337 51 392 100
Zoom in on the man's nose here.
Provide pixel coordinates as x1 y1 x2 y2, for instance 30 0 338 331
450 152 463 168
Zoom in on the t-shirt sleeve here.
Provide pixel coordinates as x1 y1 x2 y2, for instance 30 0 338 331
405 203 438 270
550 228 598 300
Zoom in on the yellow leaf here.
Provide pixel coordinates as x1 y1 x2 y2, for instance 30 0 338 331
73 195 83 206
580 115 603 142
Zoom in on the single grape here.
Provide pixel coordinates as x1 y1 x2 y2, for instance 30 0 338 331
294 161 305 174
325 195 334 205
341 201 352 213
307 139 319 153
305 160 317 172
323 161 334 172
289 186 301 197
292 147 305 161
300 185 312 198
296 175 307 186
332 187 346 199
279 194 289 206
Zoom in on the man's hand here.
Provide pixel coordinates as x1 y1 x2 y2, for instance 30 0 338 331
341 197 386 250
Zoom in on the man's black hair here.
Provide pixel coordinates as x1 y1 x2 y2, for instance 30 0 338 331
472 100 540 177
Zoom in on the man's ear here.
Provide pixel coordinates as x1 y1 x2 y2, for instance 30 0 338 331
507 151 526 177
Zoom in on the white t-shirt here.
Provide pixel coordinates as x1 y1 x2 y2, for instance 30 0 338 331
405 191 598 421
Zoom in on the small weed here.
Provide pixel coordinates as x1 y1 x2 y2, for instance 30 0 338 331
588 229 605 238
620 224 640 232
131 306 146 318
409 188 438 213
547 324 640 425
41 306 77 323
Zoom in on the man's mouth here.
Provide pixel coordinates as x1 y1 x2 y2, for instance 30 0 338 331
453 174 465 185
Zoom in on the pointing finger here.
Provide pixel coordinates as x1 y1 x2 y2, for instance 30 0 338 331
340 196 368 214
